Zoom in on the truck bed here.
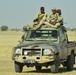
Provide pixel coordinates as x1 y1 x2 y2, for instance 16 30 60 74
67 41 76 56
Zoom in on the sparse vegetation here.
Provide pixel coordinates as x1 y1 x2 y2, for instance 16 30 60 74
66 28 76 31
1 25 8 31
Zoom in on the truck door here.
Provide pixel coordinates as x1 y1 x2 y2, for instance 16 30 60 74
59 30 67 59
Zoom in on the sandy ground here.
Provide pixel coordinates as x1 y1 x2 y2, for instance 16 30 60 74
0 31 76 75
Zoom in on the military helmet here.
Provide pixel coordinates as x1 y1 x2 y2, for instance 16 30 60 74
52 7 56 10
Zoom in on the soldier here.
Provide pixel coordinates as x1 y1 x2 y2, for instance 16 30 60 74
27 6 46 29
21 26 28 42
44 7 58 28
56 9 68 42
56 9 63 27
48 7 58 24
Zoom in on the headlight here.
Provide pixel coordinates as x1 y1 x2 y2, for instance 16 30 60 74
15 48 21 54
43 49 54 55
24 51 28 55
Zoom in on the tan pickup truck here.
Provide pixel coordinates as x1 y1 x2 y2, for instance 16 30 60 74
12 27 76 73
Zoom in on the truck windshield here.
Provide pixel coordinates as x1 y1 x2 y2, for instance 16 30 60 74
25 30 58 42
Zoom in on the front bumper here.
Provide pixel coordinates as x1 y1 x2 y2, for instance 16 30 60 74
14 55 54 64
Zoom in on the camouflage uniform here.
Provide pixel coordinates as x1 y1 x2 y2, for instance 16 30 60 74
27 11 46 29
34 12 46 29
56 15 63 27
47 13 58 25
56 9 63 27
44 8 58 28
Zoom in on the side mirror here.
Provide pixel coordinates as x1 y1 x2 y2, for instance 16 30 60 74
23 26 28 31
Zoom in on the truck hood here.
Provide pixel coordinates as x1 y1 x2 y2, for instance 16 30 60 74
16 41 57 48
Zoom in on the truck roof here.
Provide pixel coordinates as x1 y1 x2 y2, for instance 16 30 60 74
27 28 59 31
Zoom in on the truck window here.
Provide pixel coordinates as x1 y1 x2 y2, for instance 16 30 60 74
60 30 67 43
26 30 58 42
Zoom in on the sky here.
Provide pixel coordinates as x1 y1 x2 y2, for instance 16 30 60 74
0 0 76 29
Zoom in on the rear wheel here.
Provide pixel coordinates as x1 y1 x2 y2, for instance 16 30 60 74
35 66 42 71
61 61 67 67
14 61 23 73
51 55 60 73
66 53 74 71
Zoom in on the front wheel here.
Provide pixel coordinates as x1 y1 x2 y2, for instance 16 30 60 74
51 55 60 73
14 61 23 73
35 66 42 71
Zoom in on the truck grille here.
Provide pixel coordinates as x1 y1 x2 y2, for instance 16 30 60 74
22 48 41 56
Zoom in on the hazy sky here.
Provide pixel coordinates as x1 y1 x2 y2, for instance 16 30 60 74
0 0 76 29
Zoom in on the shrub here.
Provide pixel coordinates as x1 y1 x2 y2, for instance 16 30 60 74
1 25 8 31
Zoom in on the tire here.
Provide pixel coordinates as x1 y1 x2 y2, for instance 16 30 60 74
14 61 23 73
51 55 60 73
35 66 42 71
66 53 74 71
61 61 67 67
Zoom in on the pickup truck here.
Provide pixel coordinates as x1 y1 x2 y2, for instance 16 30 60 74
12 27 76 73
